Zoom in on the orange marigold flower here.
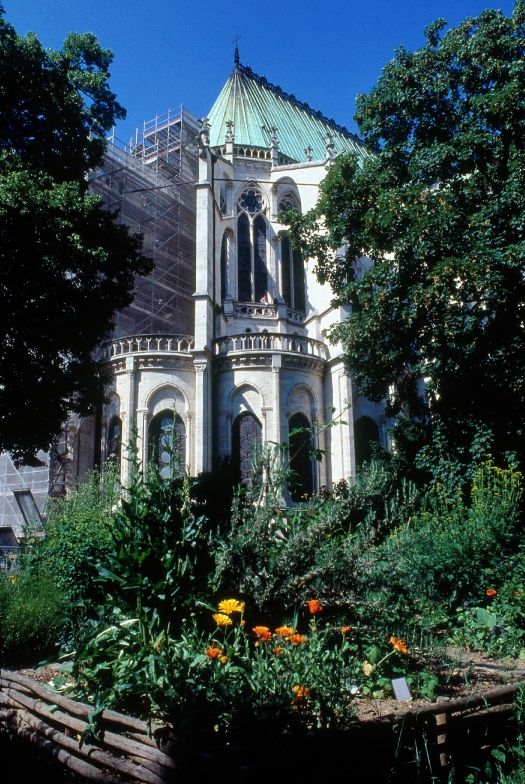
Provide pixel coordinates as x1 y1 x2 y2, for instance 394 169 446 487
219 655 228 664
486 588 497 597
390 636 409 655
275 625 295 638
206 646 222 659
218 599 245 615
289 633 307 645
212 613 233 627
340 626 351 634
252 625 272 641
307 599 323 614
291 684 310 703
272 646 284 656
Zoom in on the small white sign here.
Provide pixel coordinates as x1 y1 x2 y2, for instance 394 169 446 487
392 677 412 701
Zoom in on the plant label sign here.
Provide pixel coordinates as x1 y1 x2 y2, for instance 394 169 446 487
392 677 412 701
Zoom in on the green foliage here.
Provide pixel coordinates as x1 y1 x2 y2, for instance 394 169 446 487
360 462 523 630
451 545 525 658
0 570 66 665
29 469 117 607
73 603 359 734
0 8 151 462
215 451 419 617
290 2 525 467
94 461 216 631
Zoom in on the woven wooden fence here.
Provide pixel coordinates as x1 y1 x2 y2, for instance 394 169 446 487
1 668 524 782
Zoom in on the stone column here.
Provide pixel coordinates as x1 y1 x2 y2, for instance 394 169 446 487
136 408 148 472
122 355 136 487
193 360 210 474
271 355 282 446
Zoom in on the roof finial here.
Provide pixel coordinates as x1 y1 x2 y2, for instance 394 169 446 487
233 34 241 66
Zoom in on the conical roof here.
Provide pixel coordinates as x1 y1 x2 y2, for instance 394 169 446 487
207 59 367 164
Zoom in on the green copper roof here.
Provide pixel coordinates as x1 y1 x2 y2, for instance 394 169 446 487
207 61 367 164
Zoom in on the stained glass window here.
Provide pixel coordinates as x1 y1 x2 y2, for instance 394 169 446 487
232 412 262 484
148 411 186 479
236 187 268 302
238 188 263 214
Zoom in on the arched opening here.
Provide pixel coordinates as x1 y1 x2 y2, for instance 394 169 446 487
288 412 313 501
220 231 229 301
237 186 268 302
148 410 186 479
354 416 380 467
232 412 262 484
106 416 122 468
253 214 268 301
237 212 251 301
280 235 305 312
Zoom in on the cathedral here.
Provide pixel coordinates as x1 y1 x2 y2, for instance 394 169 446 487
0 54 389 539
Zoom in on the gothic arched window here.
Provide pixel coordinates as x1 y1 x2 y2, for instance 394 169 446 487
288 412 313 501
232 412 262 484
107 416 122 468
148 410 186 479
280 235 305 312
354 416 380 467
220 231 232 301
237 187 268 302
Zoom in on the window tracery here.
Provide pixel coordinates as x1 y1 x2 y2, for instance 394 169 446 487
148 410 186 479
232 412 262 484
236 186 269 302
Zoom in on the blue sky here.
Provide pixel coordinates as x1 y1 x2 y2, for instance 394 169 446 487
3 1 517 145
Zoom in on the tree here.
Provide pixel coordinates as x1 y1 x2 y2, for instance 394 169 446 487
291 2 525 468
0 8 151 463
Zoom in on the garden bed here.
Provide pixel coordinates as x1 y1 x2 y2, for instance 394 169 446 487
1 661 524 783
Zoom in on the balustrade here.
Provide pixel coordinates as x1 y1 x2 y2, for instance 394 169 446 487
215 333 329 359
101 334 195 359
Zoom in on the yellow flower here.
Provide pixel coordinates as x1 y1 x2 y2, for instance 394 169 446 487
362 660 374 676
389 636 409 655
291 684 310 704
217 598 245 615
212 613 233 627
219 655 228 664
275 625 295 638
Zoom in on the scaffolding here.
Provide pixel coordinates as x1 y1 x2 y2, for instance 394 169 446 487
0 452 48 538
91 106 200 337
0 106 201 532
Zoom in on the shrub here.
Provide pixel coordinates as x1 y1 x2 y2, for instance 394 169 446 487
214 453 419 618
29 467 118 607
450 545 525 658
358 461 523 633
94 461 216 632
0 570 66 665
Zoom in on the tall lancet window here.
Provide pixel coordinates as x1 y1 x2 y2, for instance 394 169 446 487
237 187 268 302
220 230 232 301
279 194 305 312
